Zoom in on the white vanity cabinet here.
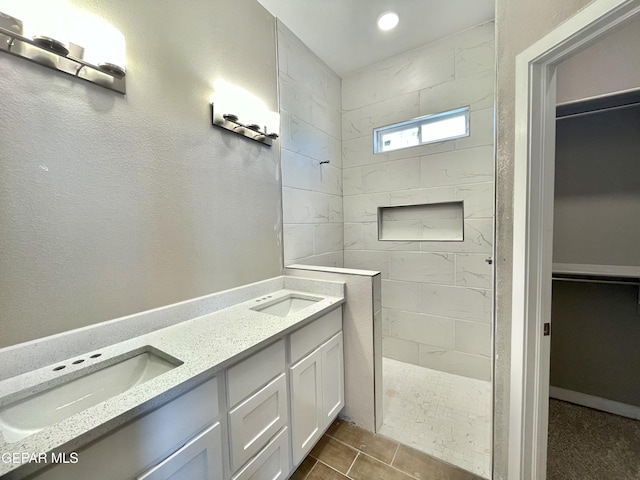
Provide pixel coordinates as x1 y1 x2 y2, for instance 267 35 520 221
30 377 222 480
25 305 343 480
226 339 289 478
289 308 344 465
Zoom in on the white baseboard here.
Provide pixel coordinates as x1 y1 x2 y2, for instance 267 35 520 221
550 386 640 420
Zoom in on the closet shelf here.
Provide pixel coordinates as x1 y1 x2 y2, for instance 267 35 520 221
552 263 640 285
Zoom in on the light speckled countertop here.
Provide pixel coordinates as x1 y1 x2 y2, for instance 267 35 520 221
0 278 344 478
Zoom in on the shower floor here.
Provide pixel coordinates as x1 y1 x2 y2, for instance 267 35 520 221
379 357 492 478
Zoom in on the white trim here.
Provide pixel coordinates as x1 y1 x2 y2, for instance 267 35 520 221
552 263 640 278
286 264 380 277
509 1 640 479
550 386 640 420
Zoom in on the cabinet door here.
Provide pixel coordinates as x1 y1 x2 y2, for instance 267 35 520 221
321 332 344 423
290 349 323 465
137 423 223 480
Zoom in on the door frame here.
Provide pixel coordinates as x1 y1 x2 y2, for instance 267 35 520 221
508 0 640 478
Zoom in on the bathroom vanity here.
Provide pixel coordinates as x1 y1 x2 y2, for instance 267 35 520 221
0 276 345 480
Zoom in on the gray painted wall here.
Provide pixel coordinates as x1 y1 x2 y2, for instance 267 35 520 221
553 105 640 267
0 0 282 348
550 281 640 407
278 21 344 268
494 0 593 478
557 17 640 104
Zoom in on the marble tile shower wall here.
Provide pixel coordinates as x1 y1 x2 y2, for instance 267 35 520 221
278 21 344 267
341 22 495 381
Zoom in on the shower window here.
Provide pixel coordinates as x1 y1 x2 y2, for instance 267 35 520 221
373 106 470 153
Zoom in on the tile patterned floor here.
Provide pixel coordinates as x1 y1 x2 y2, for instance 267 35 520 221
292 418 483 480
378 358 492 478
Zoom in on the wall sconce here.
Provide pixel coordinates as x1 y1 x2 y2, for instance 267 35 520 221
26 1 70 55
73 12 126 79
211 80 280 146
0 0 126 94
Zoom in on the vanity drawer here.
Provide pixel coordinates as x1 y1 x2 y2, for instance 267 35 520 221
290 307 342 364
229 373 288 472
227 339 285 408
30 377 219 480
232 427 290 480
137 423 223 480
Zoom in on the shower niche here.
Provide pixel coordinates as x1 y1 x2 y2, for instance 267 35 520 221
377 201 464 242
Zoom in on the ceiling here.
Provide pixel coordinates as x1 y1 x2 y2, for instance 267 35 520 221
256 0 495 77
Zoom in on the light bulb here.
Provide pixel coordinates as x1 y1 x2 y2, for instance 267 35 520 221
213 80 270 128
26 0 71 55
265 111 280 135
74 12 126 77
377 12 399 31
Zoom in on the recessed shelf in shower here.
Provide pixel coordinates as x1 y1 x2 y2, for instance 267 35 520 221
378 201 464 242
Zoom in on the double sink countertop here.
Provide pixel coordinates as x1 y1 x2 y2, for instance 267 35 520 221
0 275 345 478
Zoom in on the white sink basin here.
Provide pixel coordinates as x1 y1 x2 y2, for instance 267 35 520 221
0 349 181 443
252 295 321 317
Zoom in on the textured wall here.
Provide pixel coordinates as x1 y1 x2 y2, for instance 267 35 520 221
278 21 344 268
0 0 282 348
554 105 640 267
557 17 640 104
493 0 593 477
551 282 640 408
341 23 495 381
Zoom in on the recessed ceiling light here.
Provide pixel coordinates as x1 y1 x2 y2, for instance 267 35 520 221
377 12 399 31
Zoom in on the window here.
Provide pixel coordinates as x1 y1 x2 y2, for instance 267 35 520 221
374 106 470 153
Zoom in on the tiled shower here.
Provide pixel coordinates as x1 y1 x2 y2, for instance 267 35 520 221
279 18 495 478
341 23 495 382
279 21 345 268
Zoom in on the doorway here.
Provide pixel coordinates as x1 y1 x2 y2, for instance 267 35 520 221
547 93 640 478
508 0 640 478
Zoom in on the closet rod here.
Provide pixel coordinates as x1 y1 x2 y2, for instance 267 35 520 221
552 276 640 286
556 89 640 119
556 100 640 120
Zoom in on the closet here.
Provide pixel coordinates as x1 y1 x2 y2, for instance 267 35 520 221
550 90 640 415
545 90 640 479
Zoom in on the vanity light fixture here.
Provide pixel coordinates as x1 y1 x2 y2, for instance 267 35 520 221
0 1 127 93
20 0 71 55
211 80 280 146
377 11 399 31
75 12 126 79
